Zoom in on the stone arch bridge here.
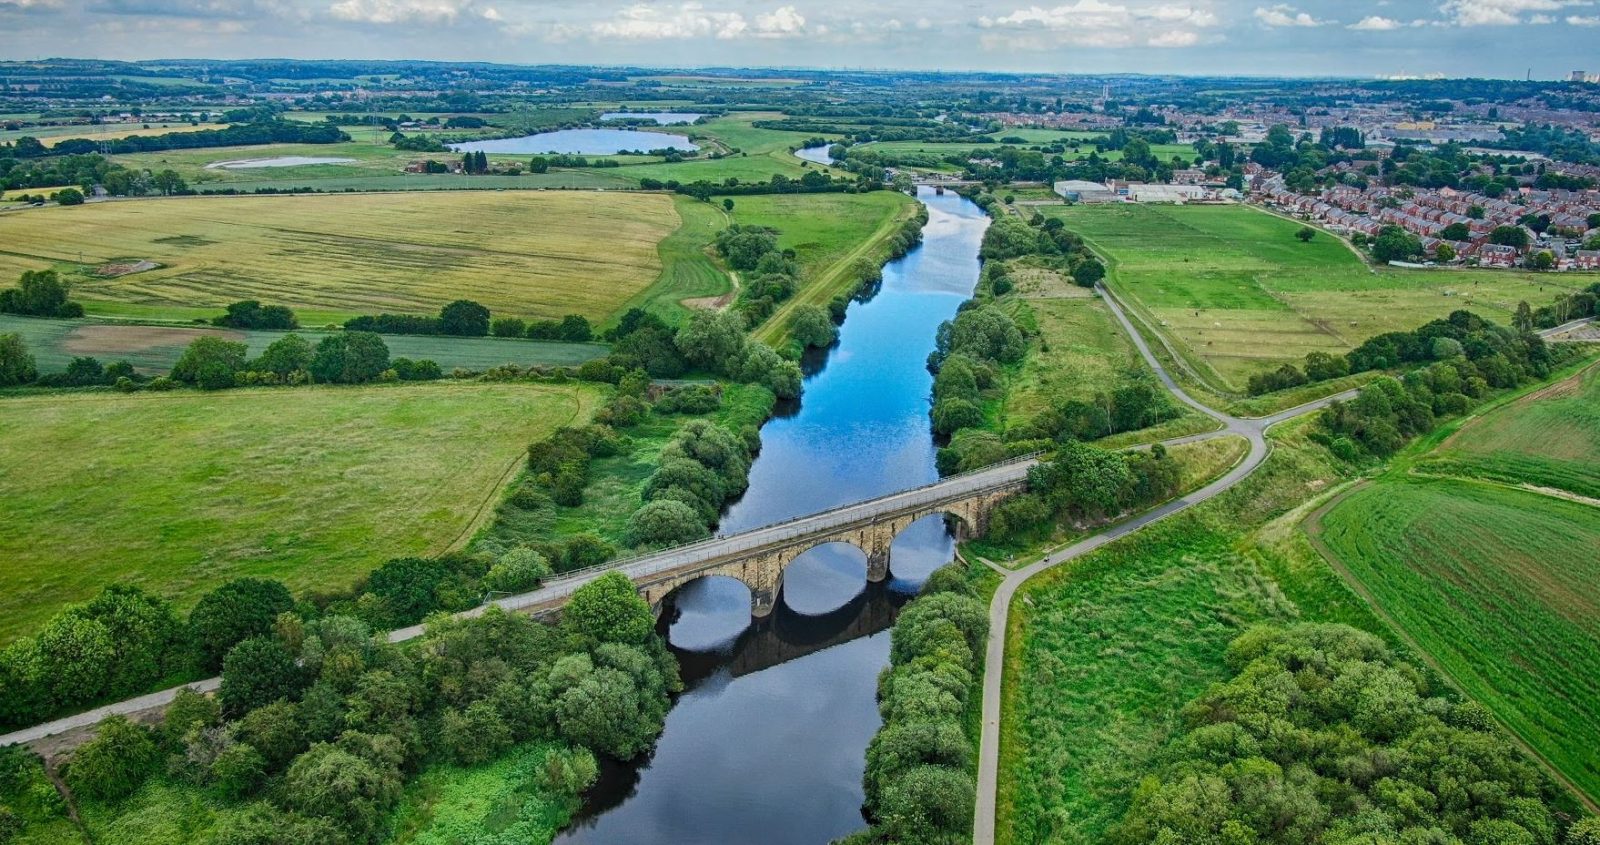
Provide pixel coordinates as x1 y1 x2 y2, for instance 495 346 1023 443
488 455 1037 621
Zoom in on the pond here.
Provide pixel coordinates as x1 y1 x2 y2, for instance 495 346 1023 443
600 112 705 125
795 144 836 166
448 128 698 156
203 156 356 169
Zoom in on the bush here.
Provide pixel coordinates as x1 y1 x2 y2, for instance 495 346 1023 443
491 316 526 338
654 384 722 414
189 577 295 670
0 333 36 386
482 548 552 594
931 398 984 436
64 715 158 800
309 331 389 384
171 336 248 390
213 300 298 330
562 571 657 646
282 738 404 842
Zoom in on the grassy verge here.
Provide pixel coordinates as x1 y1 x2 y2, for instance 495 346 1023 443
0 381 599 643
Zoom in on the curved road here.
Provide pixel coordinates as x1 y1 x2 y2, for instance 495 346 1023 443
971 285 1357 844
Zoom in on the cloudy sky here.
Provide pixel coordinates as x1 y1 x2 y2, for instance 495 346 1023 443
2 0 1598 78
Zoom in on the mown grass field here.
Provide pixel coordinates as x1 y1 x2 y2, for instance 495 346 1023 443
0 191 679 324
617 195 733 324
1310 477 1600 802
0 381 599 643
997 420 1382 844
1046 203 1594 392
0 314 609 375
1418 361 1600 499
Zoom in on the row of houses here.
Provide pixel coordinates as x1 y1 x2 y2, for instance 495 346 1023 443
1254 175 1600 270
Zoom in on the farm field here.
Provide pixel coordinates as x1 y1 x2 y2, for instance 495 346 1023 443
0 191 680 324
0 314 608 375
1418 361 1600 498
0 381 599 643
1046 203 1595 392
0 121 229 145
617 195 733 323
1309 476 1600 803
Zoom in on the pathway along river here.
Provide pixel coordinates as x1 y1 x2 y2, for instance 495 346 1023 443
554 187 989 844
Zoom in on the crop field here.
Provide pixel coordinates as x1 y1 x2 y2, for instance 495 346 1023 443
1046 203 1593 391
1419 362 1600 498
0 314 608 376
1310 477 1600 802
0 191 680 324
0 381 599 643
0 121 229 145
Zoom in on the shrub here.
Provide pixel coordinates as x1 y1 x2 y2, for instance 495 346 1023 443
64 716 158 801
213 300 298 330
931 398 984 436
491 316 526 337
282 738 404 842
189 577 295 670
309 331 389 384
441 700 512 765
171 336 248 390
483 548 552 594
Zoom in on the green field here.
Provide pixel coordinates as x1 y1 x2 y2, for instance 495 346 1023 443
617 195 733 323
1000 269 1142 424
0 191 680 324
1419 362 1600 499
1311 477 1600 802
1047 203 1595 392
0 381 599 643
0 314 608 375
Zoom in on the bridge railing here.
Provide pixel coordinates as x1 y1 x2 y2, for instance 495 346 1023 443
539 452 1043 587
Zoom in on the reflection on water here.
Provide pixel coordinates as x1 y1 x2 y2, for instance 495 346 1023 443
554 189 988 844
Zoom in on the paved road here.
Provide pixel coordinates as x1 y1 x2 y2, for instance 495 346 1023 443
971 286 1356 844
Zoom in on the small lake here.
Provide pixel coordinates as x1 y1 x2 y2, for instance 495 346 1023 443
448 128 698 156
795 144 835 166
204 156 355 169
601 112 705 125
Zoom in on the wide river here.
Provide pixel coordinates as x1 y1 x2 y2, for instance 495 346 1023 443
554 187 989 844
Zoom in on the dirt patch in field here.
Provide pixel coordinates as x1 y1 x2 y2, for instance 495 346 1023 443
62 324 244 356
95 260 160 277
682 271 740 311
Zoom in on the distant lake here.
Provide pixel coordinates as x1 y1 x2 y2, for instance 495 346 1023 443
600 112 705 125
795 144 835 165
205 156 355 170
449 129 699 155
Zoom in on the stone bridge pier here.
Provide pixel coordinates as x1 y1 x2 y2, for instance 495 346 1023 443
636 486 1019 617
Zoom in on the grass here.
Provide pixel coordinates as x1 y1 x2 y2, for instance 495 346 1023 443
1418 361 1600 499
0 191 680 324
999 272 1141 424
615 195 733 326
1310 477 1600 802
997 420 1372 844
1046 203 1595 392
730 191 919 345
0 381 599 644
471 382 774 556
388 743 584 845
0 314 608 375
0 121 230 146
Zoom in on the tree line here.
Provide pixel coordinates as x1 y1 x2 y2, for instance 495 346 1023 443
0 270 83 319
344 299 594 343
1 568 676 844
4 120 348 159
1111 623 1593 845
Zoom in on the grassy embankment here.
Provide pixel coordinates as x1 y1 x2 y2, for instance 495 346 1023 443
994 350 1600 843
0 381 601 643
1307 358 1600 804
0 191 680 325
1045 202 1595 395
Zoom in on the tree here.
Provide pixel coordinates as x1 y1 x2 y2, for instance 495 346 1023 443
1370 226 1423 263
438 299 491 336
189 577 295 670
161 688 221 749
0 334 36 386
64 716 158 800
626 498 709 547
1488 225 1530 249
876 765 975 841
791 304 838 350
254 333 313 376
1439 222 1470 241
563 571 656 646
1071 259 1106 288
737 343 801 399
558 314 593 342
0 270 78 318
483 548 552 594
54 187 85 206
283 739 403 842
722 198 734 211
309 331 389 384
491 316 526 338
215 300 298 330
551 655 665 760
1513 301 1534 333
1295 226 1315 243
1529 250 1555 271
220 637 303 717
674 310 747 373
440 700 512 765
171 335 247 390
931 398 983 436
210 741 266 797
1435 243 1456 262
363 557 451 625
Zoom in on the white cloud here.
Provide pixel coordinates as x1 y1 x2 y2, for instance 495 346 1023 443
0 0 64 7
1349 14 1402 27
1253 3 1326 26
1437 0 1592 26
978 0 1218 47
584 2 808 40
329 0 494 24
1569 12 1600 21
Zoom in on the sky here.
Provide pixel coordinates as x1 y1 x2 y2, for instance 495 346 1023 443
1 0 1598 79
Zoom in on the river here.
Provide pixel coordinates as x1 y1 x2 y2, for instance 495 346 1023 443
554 187 988 845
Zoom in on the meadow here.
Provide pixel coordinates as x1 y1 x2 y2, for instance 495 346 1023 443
1045 203 1594 392
0 314 609 375
1418 361 1600 498
1310 477 1600 802
0 121 229 146
998 268 1144 425
0 191 680 324
0 381 599 643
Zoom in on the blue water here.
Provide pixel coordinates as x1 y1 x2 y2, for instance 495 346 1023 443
448 128 698 155
554 188 989 845
601 112 705 125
